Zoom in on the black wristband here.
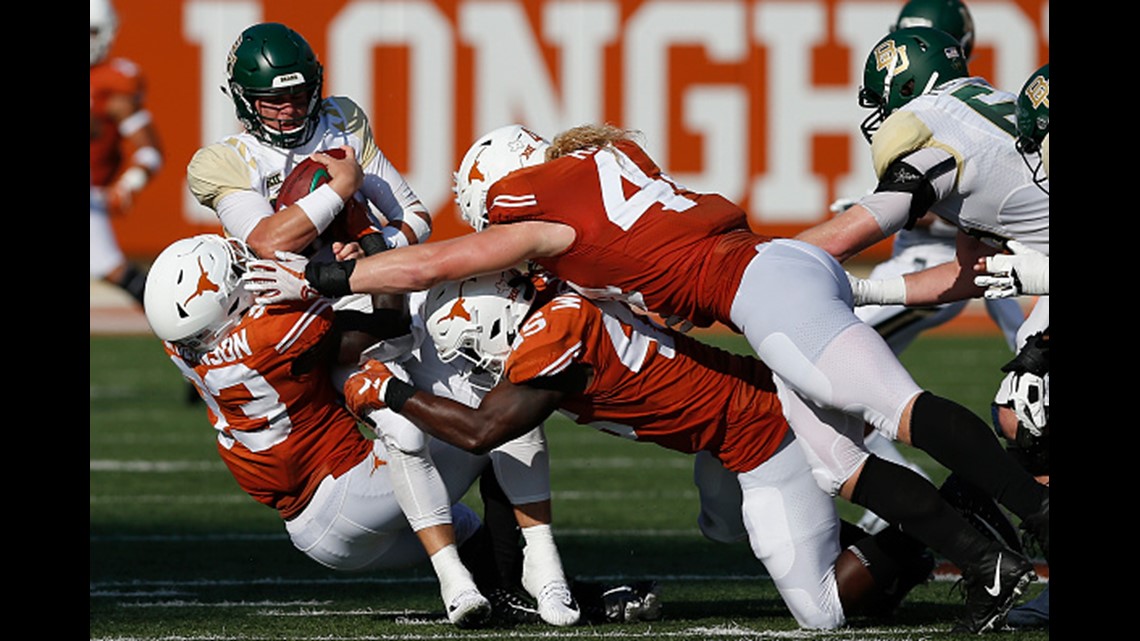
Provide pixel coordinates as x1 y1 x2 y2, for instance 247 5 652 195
384 378 416 413
305 259 356 298
359 233 389 256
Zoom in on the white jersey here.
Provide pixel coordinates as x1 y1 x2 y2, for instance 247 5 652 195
871 77 1049 255
187 95 428 246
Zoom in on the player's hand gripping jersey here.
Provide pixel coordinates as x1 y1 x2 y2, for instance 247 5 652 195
163 298 372 520
487 140 772 329
503 287 788 473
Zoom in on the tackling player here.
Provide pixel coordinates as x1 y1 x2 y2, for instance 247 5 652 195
243 120 1048 632
344 268 941 629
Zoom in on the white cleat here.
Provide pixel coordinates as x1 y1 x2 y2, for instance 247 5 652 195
446 587 492 628
535 580 581 626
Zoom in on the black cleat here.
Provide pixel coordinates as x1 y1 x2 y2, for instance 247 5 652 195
939 473 1022 554
487 587 541 626
953 545 1036 634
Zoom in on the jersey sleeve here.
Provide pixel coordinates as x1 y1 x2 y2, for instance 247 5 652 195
870 109 936 179
187 140 258 209
504 296 593 386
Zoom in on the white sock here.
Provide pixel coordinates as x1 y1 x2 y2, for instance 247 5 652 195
430 544 476 602
521 524 567 595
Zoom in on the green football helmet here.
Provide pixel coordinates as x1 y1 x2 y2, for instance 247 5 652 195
225 23 324 149
891 0 976 59
1015 63 1049 186
859 26 968 143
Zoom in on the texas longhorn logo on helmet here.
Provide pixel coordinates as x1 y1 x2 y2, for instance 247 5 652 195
184 256 221 307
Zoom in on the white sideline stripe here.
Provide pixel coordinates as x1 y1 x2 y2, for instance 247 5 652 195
91 573 763 591
90 623 947 640
90 490 698 505
89 527 704 543
89 457 692 472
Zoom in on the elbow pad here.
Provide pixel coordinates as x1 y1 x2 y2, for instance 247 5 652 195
873 147 957 230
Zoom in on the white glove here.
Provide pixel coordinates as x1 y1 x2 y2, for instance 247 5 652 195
846 272 906 306
241 251 323 305
993 370 1049 437
974 240 1049 299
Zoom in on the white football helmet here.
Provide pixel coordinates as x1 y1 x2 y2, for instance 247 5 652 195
423 269 536 387
91 0 119 66
452 124 550 231
143 235 255 352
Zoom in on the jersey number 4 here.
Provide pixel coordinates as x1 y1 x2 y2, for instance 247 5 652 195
594 148 696 231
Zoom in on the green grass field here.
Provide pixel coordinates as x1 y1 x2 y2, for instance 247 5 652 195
90 331 1048 640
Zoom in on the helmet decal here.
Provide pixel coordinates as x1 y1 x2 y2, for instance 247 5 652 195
437 290 472 325
1024 74 1049 110
873 39 910 77
185 257 222 307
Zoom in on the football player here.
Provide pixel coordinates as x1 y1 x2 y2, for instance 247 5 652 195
797 0 1025 537
142 234 498 628
345 268 940 629
977 62 1050 631
244 120 1048 632
90 0 163 304
142 234 611 628
186 22 429 261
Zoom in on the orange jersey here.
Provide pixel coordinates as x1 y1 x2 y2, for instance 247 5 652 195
487 139 770 329
504 289 788 473
164 299 373 520
90 57 144 187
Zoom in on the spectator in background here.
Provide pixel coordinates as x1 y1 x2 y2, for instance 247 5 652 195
90 0 163 304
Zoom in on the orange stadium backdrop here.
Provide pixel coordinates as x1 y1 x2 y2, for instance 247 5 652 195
104 0 1049 261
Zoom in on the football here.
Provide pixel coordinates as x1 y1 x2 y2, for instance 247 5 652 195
275 147 347 211
276 147 384 250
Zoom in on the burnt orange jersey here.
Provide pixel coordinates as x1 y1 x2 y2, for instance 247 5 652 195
504 289 788 473
164 299 373 520
90 58 144 187
487 140 771 330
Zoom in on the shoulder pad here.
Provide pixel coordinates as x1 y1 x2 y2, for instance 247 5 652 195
871 110 933 179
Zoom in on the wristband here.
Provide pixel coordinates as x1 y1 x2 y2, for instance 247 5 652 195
116 166 148 194
384 377 416 413
403 211 433 242
118 109 152 136
305 259 355 298
359 233 389 256
295 183 343 234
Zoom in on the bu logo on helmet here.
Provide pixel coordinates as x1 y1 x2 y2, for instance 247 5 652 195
873 40 910 75
1025 75 1049 109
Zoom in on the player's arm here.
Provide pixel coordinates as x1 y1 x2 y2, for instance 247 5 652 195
344 360 583 455
400 377 568 455
243 220 575 303
359 149 433 249
849 230 997 306
243 147 365 258
105 85 163 214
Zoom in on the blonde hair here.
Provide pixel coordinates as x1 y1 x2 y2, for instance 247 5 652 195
547 123 643 160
